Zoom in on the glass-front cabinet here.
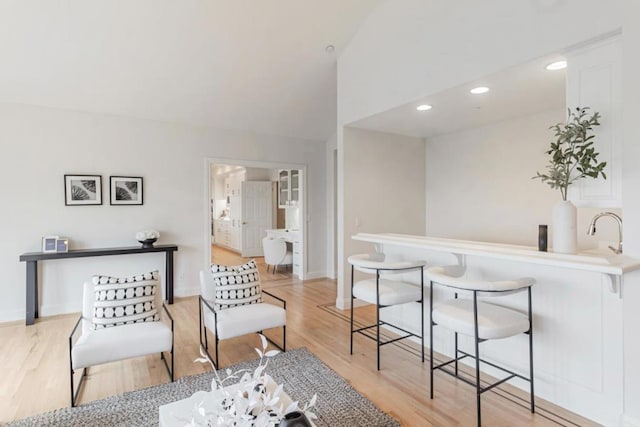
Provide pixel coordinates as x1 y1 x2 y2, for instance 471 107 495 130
278 169 300 208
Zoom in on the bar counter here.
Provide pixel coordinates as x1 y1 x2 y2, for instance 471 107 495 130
351 232 639 425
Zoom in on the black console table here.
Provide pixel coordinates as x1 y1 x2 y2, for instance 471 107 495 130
19 244 178 326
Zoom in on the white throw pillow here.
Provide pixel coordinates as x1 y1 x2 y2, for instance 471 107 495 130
210 260 262 310
91 270 160 330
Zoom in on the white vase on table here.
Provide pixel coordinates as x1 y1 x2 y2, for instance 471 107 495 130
552 200 577 254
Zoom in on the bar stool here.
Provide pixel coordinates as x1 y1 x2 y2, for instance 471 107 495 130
348 253 426 370
426 265 535 427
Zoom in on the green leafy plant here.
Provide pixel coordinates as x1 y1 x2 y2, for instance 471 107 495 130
533 107 606 200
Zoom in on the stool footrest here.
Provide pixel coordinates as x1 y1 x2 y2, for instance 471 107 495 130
457 350 531 383
353 327 417 347
434 350 532 395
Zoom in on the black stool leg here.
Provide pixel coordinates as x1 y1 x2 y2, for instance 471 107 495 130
528 286 535 413
350 265 355 355
376 269 381 371
420 266 424 363
429 281 434 399
473 290 481 427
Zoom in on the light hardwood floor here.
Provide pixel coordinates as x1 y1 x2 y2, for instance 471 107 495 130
0 246 596 426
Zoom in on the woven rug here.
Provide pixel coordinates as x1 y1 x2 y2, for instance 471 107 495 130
6 348 399 427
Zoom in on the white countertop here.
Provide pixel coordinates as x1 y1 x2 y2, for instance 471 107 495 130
352 233 640 276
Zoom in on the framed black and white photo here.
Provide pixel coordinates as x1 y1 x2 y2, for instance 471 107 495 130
64 175 102 205
56 237 69 253
110 176 143 205
42 236 58 253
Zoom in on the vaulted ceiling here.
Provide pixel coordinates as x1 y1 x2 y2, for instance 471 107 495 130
0 0 381 141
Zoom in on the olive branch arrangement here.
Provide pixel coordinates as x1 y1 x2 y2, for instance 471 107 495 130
533 107 606 200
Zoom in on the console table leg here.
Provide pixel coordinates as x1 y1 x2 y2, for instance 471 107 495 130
166 251 174 304
26 261 38 325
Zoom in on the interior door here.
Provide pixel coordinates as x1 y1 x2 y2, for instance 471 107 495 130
241 181 273 257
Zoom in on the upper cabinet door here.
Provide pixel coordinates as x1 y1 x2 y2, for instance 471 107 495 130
289 170 300 206
278 169 290 208
566 36 622 208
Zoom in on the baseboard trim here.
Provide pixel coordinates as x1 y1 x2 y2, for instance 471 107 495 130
174 285 200 298
303 271 327 280
0 308 26 323
335 297 367 310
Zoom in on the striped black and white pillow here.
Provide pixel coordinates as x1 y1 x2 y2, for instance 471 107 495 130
91 271 160 330
210 260 262 311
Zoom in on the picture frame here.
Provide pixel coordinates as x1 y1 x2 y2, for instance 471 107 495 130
42 236 58 253
110 176 143 205
64 175 102 206
55 237 69 253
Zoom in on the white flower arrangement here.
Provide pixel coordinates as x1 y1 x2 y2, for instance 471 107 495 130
182 335 317 427
135 229 160 241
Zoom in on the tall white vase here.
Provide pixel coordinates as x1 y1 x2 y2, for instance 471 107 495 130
552 200 577 254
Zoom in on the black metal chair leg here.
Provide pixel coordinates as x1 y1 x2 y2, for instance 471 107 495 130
283 325 287 351
215 335 220 369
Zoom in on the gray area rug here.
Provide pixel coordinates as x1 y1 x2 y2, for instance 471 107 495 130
6 348 399 427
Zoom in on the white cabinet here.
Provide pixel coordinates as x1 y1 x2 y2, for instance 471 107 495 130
566 36 622 207
224 174 243 198
278 169 301 208
214 219 242 252
214 220 231 247
292 238 303 277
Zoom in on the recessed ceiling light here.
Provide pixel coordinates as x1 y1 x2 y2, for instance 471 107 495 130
325 45 335 53
416 104 432 111
545 60 567 71
470 86 489 95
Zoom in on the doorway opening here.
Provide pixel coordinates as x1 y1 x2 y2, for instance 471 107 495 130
204 158 307 281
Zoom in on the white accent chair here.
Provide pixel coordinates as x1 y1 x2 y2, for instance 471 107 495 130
199 270 286 368
426 265 535 427
68 281 173 406
262 237 293 273
348 253 426 371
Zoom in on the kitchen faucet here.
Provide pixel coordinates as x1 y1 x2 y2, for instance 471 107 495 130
587 212 623 254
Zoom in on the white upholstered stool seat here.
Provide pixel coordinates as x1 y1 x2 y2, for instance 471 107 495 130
426 265 535 427
353 278 422 306
348 252 426 371
432 299 529 340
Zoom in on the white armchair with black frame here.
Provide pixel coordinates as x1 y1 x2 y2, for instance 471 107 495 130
199 260 286 369
68 271 174 407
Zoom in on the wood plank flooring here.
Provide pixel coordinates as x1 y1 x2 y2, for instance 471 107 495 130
0 246 597 426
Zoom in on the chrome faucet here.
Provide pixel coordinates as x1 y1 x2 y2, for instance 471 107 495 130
587 212 623 254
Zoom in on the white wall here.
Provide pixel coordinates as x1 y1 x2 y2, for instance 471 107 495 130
244 167 272 181
425 109 621 249
325 132 337 279
338 0 622 125
0 102 327 322
622 0 640 424
337 127 425 307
